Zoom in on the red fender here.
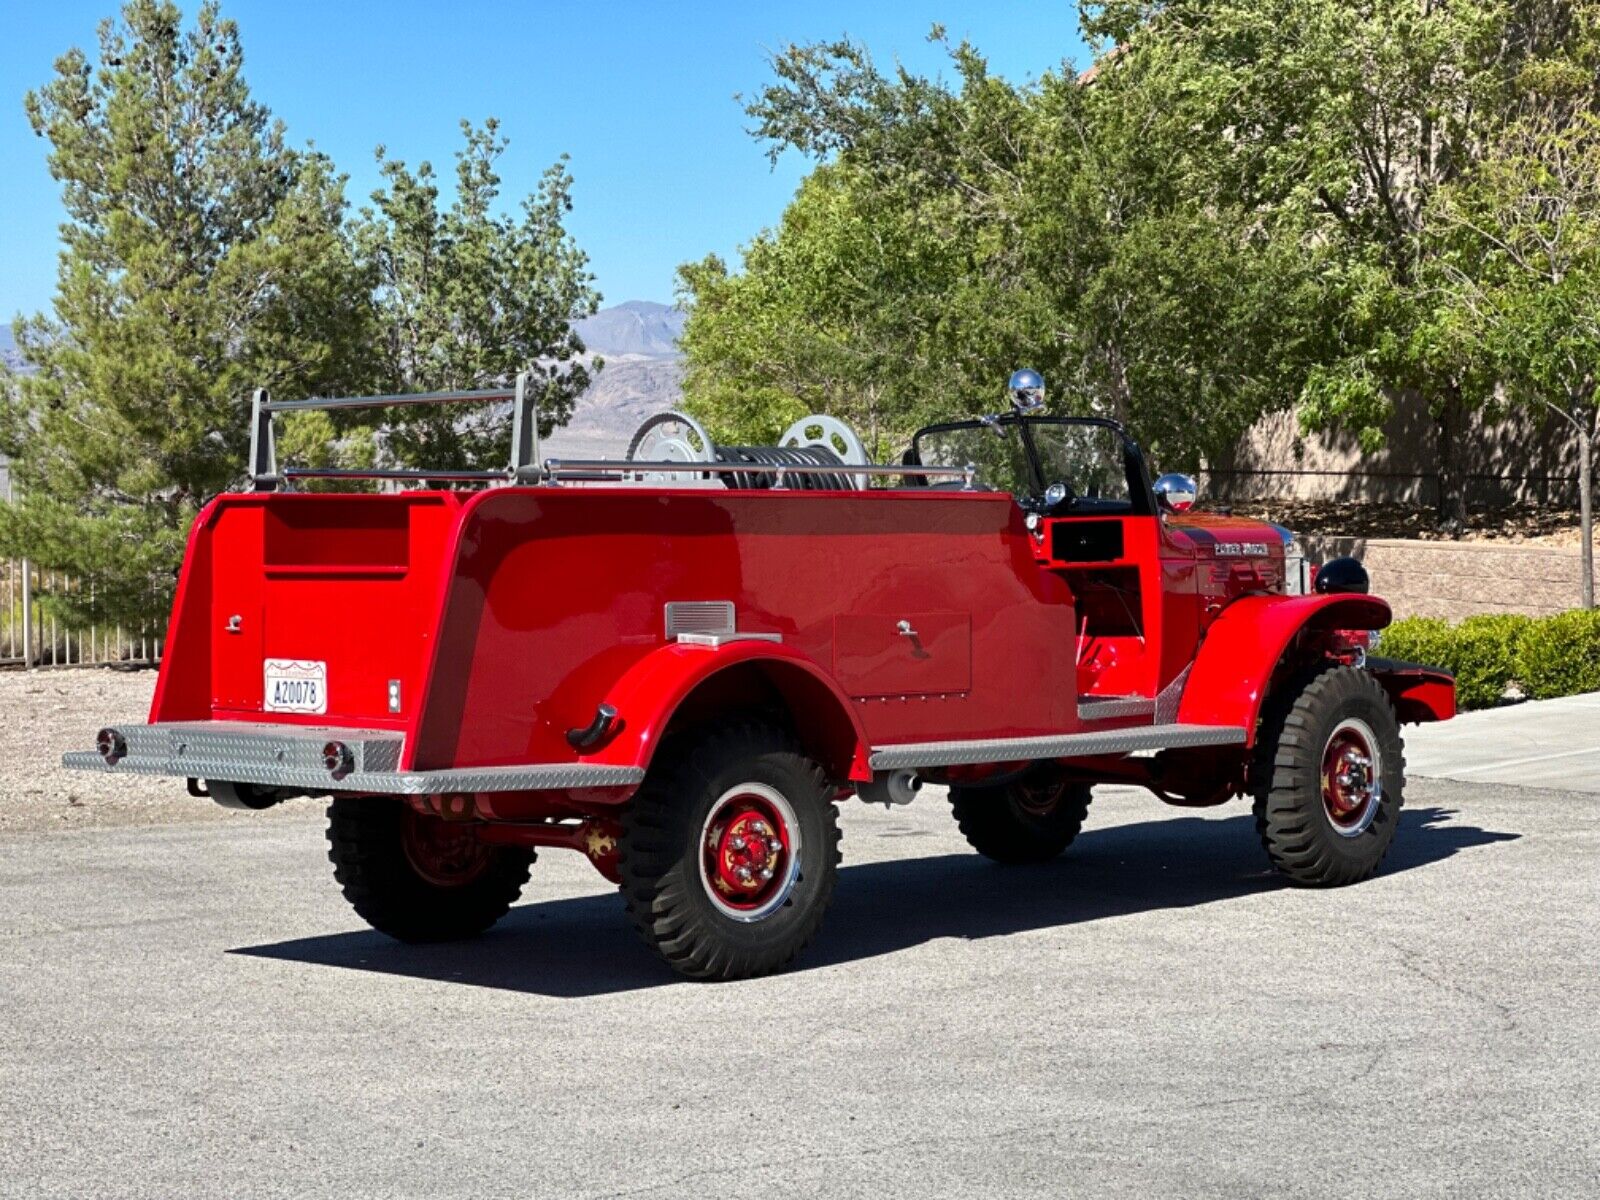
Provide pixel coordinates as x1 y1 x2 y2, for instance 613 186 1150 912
585 640 873 782
1176 593 1393 743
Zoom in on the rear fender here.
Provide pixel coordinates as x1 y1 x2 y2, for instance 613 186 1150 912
1176 593 1394 744
586 641 872 783
1365 657 1456 724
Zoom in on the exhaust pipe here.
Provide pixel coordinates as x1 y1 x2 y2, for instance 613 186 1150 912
858 769 922 808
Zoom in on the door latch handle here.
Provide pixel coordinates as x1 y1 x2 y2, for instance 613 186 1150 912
225 614 242 634
896 620 917 638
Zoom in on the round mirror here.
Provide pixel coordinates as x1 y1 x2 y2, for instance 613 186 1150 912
1154 472 1198 514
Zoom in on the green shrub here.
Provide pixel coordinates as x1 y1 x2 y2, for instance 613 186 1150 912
1451 614 1534 709
1379 613 1536 710
1516 608 1600 700
1379 617 1454 673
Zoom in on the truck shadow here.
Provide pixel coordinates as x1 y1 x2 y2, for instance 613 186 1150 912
231 806 1516 998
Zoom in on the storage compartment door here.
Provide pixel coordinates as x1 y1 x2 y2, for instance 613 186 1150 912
833 612 972 699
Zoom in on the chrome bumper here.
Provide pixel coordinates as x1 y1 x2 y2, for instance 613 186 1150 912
63 721 644 794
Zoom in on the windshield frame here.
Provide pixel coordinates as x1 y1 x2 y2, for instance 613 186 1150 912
908 415 1157 516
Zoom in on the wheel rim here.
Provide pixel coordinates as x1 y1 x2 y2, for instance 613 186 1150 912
1320 718 1383 838
1011 775 1069 817
400 806 494 888
699 783 802 922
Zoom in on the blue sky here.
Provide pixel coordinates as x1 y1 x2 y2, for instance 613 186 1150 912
0 2 1089 323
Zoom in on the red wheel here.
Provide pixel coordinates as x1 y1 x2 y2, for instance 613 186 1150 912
618 722 841 980
949 768 1092 864
399 807 496 888
326 798 532 942
1320 718 1383 837
698 783 801 922
1252 665 1404 887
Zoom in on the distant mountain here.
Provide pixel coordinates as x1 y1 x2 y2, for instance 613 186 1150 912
544 301 687 459
0 326 28 376
572 300 684 358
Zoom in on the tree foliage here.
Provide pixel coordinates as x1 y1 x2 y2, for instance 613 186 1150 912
683 2 1599 552
1 2 601 628
0 0 372 626
1433 22 1600 603
354 120 600 469
679 31 1322 473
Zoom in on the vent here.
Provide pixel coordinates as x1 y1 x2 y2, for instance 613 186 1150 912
664 601 735 639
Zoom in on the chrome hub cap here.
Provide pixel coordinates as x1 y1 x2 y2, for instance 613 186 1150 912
1320 718 1383 837
699 783 801 922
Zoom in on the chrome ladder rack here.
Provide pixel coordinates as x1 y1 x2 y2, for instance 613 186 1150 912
247 375 976 492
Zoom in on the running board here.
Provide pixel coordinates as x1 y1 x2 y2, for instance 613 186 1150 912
868 724 1246 771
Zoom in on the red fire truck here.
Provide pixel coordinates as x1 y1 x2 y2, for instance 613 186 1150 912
67 372 1454 980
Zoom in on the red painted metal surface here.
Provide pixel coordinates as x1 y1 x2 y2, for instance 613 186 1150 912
1176 592 1393 739
408 488 1077 772
147 480 1452 810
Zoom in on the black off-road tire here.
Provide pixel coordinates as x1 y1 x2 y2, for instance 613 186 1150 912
618 722 841 981
949 770 1093 864
1252 665 1405 887
326 798 533 942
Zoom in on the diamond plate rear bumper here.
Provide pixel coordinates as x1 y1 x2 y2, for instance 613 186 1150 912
63 721 645 794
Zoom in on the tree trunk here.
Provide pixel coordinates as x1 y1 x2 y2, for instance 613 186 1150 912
1580 418 1595 610
1433 388 1469 536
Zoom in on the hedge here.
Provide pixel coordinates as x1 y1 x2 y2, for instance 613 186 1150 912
1380 609 1600 709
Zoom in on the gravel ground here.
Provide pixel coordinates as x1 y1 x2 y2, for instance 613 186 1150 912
1 667 319 834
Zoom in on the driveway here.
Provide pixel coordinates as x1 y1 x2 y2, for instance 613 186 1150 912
2 772 1594 1198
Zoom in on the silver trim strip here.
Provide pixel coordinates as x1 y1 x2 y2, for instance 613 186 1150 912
676 631 784 647
1076 695 1156 722
868 723 1246 770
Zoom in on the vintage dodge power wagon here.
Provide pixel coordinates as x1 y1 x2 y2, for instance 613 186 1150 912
67 371 1455 980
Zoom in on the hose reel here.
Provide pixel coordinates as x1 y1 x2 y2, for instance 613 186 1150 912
625 410 869 490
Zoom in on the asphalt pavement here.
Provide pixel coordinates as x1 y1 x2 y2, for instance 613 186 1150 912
2 769 1596 1198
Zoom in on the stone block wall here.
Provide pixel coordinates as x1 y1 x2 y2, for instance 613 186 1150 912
1303 536 1597 620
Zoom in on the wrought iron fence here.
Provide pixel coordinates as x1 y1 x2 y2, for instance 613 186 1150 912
1 558 164 668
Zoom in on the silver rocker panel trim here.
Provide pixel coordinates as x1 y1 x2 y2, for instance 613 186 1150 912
868 723 1247 771
63 720 644 794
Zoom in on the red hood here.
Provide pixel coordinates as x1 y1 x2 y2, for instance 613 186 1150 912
1163 513 1286 558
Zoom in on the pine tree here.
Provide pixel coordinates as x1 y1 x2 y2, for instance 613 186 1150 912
0 0 374 628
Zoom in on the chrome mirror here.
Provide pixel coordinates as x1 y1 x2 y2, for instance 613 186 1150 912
1154 472 1198 514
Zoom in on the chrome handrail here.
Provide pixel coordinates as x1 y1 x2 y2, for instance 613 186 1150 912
259 387 519 414
276 468 514 483
544 459 978 490
248 371 541 492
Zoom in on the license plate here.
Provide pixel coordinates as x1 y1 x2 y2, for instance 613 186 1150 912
264 659 328 714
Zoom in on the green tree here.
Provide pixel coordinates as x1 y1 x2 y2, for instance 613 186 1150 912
680 32 1317 471
1435 49 1600 605
1081 0 1580 529
0 0 373 627
352 119 601 470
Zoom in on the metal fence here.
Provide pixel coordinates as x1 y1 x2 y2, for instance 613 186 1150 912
1 559 164 668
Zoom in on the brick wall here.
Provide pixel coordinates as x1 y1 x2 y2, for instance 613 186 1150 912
1304 536 1598 619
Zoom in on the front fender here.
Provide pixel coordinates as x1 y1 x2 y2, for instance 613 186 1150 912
1176 593 1393 744
584 640 873 782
